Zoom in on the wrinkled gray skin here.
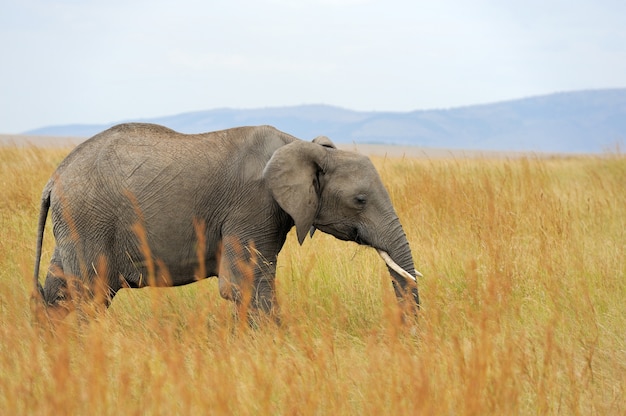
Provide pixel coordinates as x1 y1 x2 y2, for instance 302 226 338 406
33 123 419 322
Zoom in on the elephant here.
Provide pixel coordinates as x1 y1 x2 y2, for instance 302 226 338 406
32 123 421 324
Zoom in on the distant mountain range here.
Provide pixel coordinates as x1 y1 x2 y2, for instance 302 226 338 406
25 89 626 153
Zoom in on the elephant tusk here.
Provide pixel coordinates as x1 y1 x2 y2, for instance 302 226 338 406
377 250 422 281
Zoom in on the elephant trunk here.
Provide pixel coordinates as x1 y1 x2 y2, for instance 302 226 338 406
373 217 421 309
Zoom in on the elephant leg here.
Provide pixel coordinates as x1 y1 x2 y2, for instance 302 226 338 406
42 246 115 321
218 236 279 324
250 276 280 326
41 247 75 321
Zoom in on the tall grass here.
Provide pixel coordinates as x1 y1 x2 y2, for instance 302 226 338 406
1 146 624 414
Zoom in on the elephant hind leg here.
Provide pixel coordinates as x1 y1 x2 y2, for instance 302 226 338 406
38 250 73 322
42 273 115 322
40 250 116 322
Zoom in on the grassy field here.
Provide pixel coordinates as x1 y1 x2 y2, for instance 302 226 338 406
1 145 625 415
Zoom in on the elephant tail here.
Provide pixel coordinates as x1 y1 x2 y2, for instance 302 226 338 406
32 183 51 303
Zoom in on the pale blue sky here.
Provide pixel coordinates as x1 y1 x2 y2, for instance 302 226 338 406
1 0 625 133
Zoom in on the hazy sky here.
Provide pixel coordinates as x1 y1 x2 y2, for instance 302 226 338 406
1 0 625 133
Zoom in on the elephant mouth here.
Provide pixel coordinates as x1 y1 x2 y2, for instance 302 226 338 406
354 232 369 246
340 229 368 245
313 222 365 244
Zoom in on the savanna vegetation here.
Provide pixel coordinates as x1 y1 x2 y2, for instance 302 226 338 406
0 145 624 414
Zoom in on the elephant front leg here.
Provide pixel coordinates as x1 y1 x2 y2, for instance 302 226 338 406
250 276 280 325
217 237 280 324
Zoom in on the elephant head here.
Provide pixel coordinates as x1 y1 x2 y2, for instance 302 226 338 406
263 137 421 311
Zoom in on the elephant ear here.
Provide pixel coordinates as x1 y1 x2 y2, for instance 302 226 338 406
312 136 336 149
263 141 328 245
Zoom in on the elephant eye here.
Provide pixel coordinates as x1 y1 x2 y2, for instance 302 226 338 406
354 195 367 207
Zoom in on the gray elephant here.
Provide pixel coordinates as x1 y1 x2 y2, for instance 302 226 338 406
32 123 421 323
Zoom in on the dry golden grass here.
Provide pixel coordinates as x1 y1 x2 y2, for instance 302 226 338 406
1 145 625 414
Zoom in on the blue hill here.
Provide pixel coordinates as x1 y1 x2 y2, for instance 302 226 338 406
25 89 626 153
